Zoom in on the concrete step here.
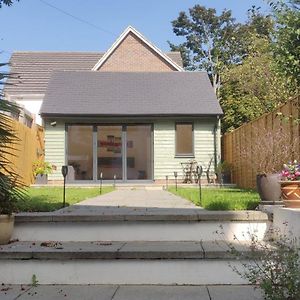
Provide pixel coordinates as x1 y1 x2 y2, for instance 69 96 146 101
13 210 270 242
0 240 260 260
0 241 264 285
0 284 264 300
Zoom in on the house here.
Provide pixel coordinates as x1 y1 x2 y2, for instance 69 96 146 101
4 26 223 183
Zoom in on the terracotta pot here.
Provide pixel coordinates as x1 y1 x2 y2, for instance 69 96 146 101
280 181 300 208
0 214 15 245
256 173 282 203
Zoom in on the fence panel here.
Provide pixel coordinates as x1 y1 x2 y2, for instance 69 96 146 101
3 118 44 186
222 95 300 189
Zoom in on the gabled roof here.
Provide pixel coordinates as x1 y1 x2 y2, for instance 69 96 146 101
92 26 183 71
40 71 223 117
4 51 183 95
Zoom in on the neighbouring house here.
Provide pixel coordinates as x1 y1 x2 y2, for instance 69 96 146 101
4 26 222 183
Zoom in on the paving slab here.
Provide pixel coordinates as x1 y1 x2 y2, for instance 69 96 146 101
72 190 197 209
0 285 264 300
118 241 204 259
15 209 269 223
18 285 117 300
0 241 205 260
0 241 124 259
208 285 263 300
113 285 210 300
0 284 31 300
0 240 271 260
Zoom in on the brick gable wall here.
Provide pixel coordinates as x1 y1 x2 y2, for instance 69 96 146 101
98 32 177 72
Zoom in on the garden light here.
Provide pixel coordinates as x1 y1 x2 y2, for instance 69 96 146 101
61 165 68 207
174 171 178 191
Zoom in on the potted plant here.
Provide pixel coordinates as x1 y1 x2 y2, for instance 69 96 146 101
33 161 53 184
280 160 300 208
0 99 26 244
216 161 232 184
0 175 25 244
242 127 299 203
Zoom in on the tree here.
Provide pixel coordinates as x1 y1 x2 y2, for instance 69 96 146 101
220 35 293 132
270 0 300 88
169 5 240 97
169 5 275 98
0 0 19 8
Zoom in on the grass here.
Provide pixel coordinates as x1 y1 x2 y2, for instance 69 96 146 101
16 187 114 212
169 187 260 210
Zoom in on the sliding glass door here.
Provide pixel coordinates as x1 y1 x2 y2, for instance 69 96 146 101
67 125 93 180
97 126 123 180
67 124 152 181
126 125 152 180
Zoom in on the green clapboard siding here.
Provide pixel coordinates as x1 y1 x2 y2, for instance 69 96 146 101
44 119 220 181
44 120 65 180
153 120 219 180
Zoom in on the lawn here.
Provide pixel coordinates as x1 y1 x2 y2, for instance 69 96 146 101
169 187 260 210
16 187 114 212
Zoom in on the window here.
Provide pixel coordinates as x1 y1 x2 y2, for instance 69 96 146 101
67 125 93 180
175 123 193 156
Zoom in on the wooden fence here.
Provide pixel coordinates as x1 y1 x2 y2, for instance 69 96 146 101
222 95 300 189
4 118 44 186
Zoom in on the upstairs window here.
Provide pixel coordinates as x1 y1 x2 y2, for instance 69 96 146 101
175 123 194 156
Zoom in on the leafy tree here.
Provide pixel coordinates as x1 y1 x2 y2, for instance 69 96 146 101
220 36 293 132
0 0 19 8
270 0 300 88
169 5 240 97
169 5 275 98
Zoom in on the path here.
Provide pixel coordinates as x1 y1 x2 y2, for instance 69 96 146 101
58 189 201 215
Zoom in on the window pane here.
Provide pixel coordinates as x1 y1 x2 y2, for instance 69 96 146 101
176 124 193 155
67 125 93 180
126 125 152 180
97 126 123 180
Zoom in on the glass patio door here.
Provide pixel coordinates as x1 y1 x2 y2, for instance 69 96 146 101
126 125 152 180
97 125 123 180
67 124 153 182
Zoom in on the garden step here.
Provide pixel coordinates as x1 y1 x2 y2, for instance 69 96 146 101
13 210 270 242
0 240 268 285
0 284 264 300
15 210 269 222
0 240 263 260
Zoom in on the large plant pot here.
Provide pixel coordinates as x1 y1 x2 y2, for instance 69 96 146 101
35 174 48 184
256 173 281 203
0 214 15 245
221 172 231 184
280 181 300 208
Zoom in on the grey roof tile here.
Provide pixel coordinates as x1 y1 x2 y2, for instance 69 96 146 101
4 51 183 94
40 71 222 116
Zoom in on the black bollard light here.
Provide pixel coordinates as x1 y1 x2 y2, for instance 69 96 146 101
113 174 116 188
174 171 178 191
166 175 168 190
61 165 68 207
197 166 203 205
99 172 103 195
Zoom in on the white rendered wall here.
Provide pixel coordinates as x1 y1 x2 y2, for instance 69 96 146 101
273 207 300 245
16 100 43 125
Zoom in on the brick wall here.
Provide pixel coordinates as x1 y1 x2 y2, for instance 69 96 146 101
99 32 177 72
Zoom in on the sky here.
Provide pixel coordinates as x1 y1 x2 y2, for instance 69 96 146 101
0 0 271 62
